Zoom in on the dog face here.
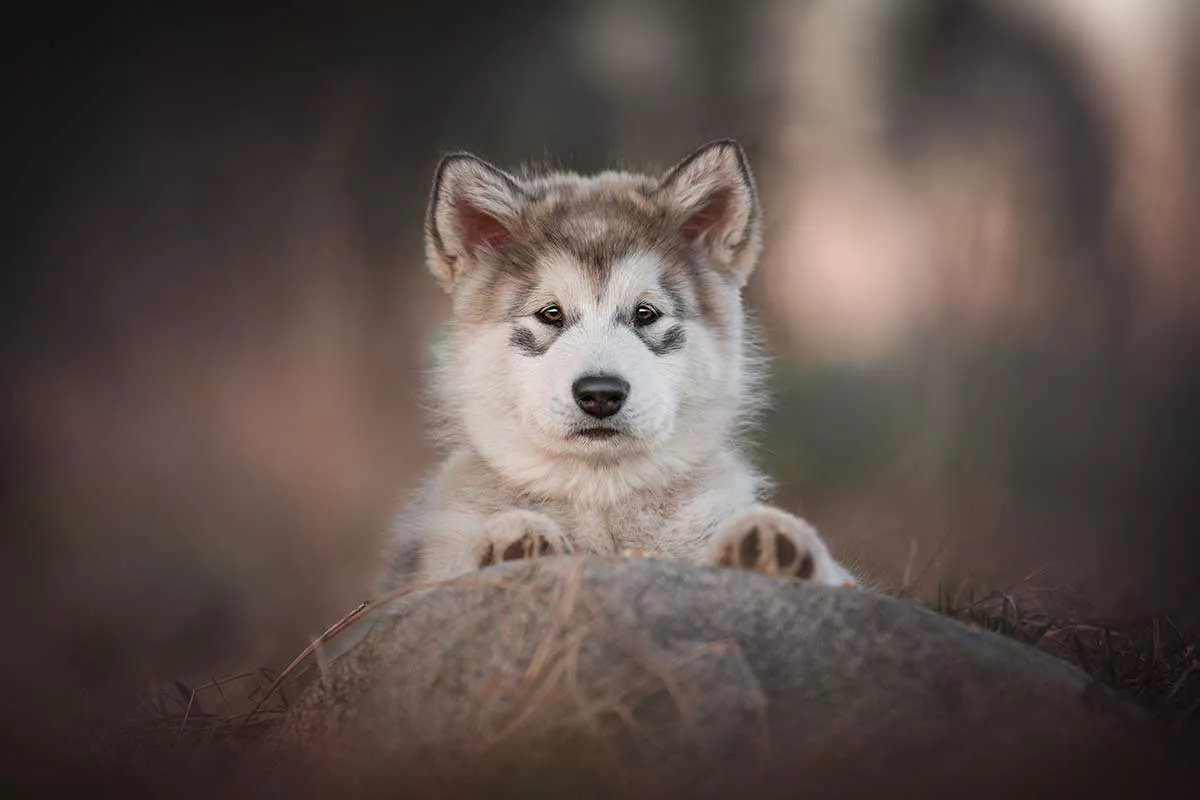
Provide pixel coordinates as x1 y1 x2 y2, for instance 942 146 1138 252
425 140 763 496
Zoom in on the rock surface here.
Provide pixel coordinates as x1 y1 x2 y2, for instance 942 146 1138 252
266 557 1176 798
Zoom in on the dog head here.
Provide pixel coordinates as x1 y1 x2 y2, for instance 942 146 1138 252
425 140 764 501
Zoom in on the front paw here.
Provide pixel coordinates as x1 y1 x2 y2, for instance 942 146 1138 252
477 510 571 568
704 505 856 587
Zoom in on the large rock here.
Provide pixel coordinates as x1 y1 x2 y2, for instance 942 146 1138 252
266 557 1177 798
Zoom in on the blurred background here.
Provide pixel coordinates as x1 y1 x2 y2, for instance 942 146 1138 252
2 0 1198 772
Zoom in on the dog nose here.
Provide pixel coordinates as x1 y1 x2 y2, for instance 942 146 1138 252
572 375 629 418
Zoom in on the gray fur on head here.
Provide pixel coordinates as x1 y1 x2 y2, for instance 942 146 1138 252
384 140 853 601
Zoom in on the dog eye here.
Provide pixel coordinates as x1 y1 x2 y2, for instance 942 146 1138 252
633 303 660 326
535 305 564 326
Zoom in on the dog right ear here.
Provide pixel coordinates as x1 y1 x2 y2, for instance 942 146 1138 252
425 153 524 291
658 139 761 286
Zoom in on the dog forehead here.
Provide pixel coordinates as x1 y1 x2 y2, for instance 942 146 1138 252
457 177 703 322
536 248 671 305
600 251 669 299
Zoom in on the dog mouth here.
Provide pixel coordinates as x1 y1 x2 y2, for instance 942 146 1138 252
575 427 622 440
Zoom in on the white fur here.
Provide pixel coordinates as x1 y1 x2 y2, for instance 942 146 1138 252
381 141 859 592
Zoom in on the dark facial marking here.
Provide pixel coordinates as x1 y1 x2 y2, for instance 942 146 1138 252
639 323 687 357
510 326 551 357
659 270 693 321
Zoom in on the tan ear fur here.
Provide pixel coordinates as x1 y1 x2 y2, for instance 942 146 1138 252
658 139 762 285
425 153 524 291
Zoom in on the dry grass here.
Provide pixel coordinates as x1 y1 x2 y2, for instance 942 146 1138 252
118 572 519 748
931 580 1200 738
115 561 1200 774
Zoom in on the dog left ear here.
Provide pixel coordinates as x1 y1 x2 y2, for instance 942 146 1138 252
658 139 762 285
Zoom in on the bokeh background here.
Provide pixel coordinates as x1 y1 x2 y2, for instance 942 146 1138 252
3 0 1198 774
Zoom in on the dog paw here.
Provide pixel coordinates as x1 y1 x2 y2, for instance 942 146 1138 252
704 505 856 587
477 510 571 568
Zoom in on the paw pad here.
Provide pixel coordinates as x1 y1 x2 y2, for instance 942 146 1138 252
709 507 832 582
477 511 569 569
479 533 558 567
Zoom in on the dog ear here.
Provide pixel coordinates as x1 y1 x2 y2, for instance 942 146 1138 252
425 153 524 291
658 139 762 285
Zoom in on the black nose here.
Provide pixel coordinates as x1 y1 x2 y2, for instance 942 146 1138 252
572 375 629 419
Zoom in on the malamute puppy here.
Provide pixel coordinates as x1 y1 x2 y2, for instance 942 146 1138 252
384 140 857 590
